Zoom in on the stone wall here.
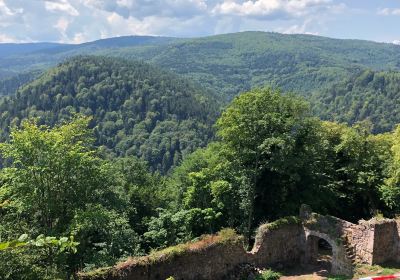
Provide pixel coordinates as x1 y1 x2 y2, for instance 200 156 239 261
251 222 304 268
102 242 248 280
349 221 374 264
79 208 400 280
372 219 399 264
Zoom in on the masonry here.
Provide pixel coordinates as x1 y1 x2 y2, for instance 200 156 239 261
79 205 400 280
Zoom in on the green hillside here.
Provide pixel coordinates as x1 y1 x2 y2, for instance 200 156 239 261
0 56 220 172
310 69 400 133
0 70 41 96
1 32 400 131
2 32 400 99
118 32 400 98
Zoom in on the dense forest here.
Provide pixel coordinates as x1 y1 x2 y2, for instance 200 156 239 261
0 56 219 172
310 69 400 133
1 32 400 131
1 85 400 279
0 70 41 96
3 32 400 98
1 32 400 279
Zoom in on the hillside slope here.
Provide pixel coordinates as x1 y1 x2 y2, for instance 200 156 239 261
0 56 220 172
120 32 400 98
1 32 400 98
0 36 175 74
310 69 400 133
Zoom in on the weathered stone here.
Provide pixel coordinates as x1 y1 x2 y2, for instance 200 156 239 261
79 206 400 280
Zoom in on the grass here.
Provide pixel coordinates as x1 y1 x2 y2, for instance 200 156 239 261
255 216 301 237
253 216 301 249
325 264 400 279
353 264 400 279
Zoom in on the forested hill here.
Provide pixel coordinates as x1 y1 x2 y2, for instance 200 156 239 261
121 32 400 98
0 56 220 172
1 32 400 99
1 32 400 132
0 70 41 96
310 69 400 133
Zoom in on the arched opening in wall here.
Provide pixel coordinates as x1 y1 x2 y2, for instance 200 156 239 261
307 235 333 272
317 239 332 270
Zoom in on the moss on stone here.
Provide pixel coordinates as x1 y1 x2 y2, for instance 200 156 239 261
265 216 301 231
78 229 242 279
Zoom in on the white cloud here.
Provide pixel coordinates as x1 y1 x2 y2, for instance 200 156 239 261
0 0 23 28
45 0 79 16
71 32 86 44
0 0 348 43
0 33 16 43
280 19 319 35
378 8 400 16
82 0 208 19
0 0 14 16
393 40 400 45
212 0 332 19
55 17 69 32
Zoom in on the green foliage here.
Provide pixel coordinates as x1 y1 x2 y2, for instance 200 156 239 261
379 126 400 211
1 79 400 279
216 87 318 236
0 70 41 96
0 234 78 253
143 208 221 250
311 70 400 133
256 269 282 280
2 32 400 132
262 216 301 231
0 117 151 279
0 56 219 172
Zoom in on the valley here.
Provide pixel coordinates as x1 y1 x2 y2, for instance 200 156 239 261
0 31 400 280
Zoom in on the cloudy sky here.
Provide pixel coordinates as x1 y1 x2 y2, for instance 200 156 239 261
0 0 399 44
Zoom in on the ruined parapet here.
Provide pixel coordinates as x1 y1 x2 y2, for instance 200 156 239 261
366 218 399 264
251 216 304 268
78 207 400 280
79 229 248 280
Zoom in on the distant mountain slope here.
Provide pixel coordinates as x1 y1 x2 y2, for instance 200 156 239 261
2 32 400 98
0 70 42 96
0 56 220 172
310 69 400 133
0 42 65 58
0 36 176 74
119 32 400 98
1 32 400 132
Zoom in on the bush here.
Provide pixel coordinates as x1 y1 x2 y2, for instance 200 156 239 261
256 269 281 280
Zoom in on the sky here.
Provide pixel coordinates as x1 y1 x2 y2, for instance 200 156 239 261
0 0 400 44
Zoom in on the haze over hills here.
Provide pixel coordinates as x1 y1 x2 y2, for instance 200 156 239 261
0 42 66 59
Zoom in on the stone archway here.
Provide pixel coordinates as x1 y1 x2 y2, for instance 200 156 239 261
306 235 332 271
304 230 353 276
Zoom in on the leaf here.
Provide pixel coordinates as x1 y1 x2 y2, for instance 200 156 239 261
0 242 10 251
18 234 28 242
59 237 68 243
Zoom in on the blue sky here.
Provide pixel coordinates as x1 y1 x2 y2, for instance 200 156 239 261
0 0 399 44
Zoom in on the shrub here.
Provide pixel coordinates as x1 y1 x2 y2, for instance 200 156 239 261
256 269 281 280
